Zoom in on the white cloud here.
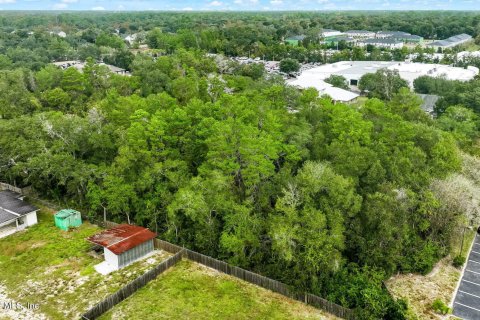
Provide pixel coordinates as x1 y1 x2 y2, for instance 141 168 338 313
270 0 283 4
91 6 105 10
52 3 67 9
209 1 222 6
61 0 77 3
182 6 193 10
0 0 15 3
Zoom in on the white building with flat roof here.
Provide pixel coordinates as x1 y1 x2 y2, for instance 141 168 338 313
288 77 359 103
290 61 479 88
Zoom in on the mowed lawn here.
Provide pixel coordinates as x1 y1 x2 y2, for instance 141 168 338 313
0 208 170 320
100 260 338 320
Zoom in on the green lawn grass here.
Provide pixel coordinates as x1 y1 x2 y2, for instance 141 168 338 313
99 260 337 320
0 208 170 319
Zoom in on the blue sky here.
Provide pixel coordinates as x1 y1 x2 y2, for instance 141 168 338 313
0 0 479 11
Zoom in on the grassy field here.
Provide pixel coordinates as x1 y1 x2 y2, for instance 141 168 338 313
386 229 477 320
100 260 338 320
0 207 171 320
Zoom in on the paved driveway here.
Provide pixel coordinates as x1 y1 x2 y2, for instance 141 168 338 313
453 233 480 320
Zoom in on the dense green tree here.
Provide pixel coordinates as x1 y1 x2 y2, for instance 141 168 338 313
279 58 300 73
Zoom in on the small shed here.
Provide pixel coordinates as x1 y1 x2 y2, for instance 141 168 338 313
55 209 82 231
87 224 157 272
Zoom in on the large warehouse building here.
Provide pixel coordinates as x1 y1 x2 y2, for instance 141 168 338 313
291 61 479 88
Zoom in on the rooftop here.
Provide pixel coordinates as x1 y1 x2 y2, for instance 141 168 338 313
360 38 403 44
87 224 157 255
55 209 80 219
292 61 478 87
429 33 472 47
345 30 375 34
286 35 306 41
0 191 37 215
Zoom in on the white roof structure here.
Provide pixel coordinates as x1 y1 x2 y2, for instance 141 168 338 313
457 51 480 60
291 61 479 88
322 29 343 38
288 77 359 102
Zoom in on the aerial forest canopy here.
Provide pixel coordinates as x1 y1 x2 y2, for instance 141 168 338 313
0 11 479 320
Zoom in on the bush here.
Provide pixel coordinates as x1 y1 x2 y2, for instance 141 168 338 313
452 255 466 268
279 58 300 74
431 299 450 315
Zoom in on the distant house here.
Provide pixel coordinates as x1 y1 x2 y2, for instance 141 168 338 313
428 34 472 51
0 190 38 239
357 38 403 49
285 35 306 46
55 209 82 231
344 30 376 39
124 34 137 45
87 224 157 274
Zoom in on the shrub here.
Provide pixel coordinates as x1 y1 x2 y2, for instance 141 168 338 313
452 255 466 268
431 299 450 315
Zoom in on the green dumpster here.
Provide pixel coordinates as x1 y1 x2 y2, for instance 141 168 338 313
54 209 82 231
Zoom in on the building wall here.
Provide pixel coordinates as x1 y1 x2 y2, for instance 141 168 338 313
118 240 154 268
104 247 119 269
24 211 38 226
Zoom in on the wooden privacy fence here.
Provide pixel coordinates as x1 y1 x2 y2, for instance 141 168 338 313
81 220 356 320
81 249 184 320
152 239 355 319
182 248 355 320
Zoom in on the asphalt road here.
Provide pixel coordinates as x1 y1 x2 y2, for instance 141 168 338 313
453 233 480 320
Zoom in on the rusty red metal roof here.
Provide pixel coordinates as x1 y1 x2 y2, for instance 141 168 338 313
87 224 157 255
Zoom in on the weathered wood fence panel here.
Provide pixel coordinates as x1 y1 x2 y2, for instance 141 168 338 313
81 249 184 320
183 248 355 320
153 238 183 253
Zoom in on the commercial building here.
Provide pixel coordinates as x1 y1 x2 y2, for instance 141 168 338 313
288 77 359 103
284 35 306 46
88 224 157 274
428 34 473 51
344 30 376 39
376 31 411 39
290 61 479 88
324 35 355 46
321 29 343 39
0 190 38 239
357 38 404 49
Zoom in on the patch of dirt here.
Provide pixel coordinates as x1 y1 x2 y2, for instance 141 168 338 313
386 257 460 320
0 284 47 320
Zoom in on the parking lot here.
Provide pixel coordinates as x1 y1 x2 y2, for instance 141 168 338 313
453 233 480 320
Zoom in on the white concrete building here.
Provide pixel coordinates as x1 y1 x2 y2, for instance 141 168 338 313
0 190 38 239
290 61 479 88
288 77 359 103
